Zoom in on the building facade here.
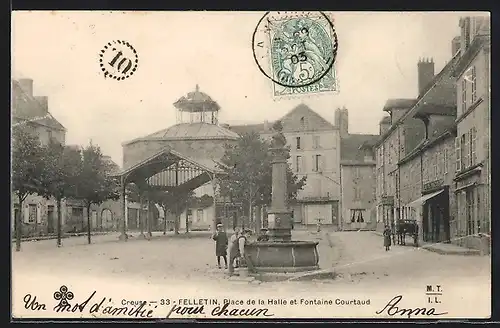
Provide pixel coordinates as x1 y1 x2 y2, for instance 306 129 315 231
399 128 457 245
451 16 491 253
375 43 459 233
12 78 126 237
231 104 342 228
339 108 378 231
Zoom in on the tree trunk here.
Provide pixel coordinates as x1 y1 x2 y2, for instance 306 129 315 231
162 205 167 235
174 204 179 235
256 205 262 233
15 193 25 252
87 204 92 244
56 198 62 247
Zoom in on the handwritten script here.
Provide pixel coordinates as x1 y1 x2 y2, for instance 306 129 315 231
166 303 274 318
376 295 448 318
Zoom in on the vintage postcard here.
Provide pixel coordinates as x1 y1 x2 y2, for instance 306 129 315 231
11 11 491 320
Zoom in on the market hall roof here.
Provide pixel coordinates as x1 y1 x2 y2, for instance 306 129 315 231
122 122 240 146
111 146 226 191
173 84 221 113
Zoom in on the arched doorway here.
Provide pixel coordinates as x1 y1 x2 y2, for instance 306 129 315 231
101 209 113 231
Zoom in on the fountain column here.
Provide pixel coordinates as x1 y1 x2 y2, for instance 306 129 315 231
267 145 292 242
244 121 319 275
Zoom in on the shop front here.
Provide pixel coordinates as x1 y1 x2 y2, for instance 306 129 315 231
454 164 490 253
407 183 450 245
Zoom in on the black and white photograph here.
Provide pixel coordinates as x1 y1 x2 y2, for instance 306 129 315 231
11 11 491 319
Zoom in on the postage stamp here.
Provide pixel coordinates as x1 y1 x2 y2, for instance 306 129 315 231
252 11 338 98
11 11 492 322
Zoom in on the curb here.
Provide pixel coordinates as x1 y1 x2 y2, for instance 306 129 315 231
12 232 112 243
371 231 480 256
420 245 481 256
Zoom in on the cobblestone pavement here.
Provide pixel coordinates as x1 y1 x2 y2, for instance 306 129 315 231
12 229 491 312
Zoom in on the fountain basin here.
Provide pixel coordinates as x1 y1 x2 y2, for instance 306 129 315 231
245 240 319 273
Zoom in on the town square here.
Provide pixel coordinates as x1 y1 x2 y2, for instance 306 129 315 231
11 11 490 319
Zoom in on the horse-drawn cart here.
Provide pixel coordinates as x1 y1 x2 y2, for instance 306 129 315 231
394 219 419 247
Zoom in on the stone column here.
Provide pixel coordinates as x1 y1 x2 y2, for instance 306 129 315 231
147 199 153 238
211 176 218 231
138 195 146 239
119 176 128 241
267 146 292 242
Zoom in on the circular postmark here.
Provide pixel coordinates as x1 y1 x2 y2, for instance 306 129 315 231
252 12 338 88
99 40 139 80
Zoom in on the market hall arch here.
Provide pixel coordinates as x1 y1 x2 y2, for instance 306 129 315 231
111 147 225 240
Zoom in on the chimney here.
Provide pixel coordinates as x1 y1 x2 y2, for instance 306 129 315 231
35 96 49 113
18 78 33 97
379 116 391 135
334 108 348 138
451 36 461 56
340 106 349 138
417 58 435 96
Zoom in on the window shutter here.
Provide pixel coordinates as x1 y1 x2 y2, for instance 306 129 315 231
37 204 42 224
24 205 30 224
312 155 316 171
455 137 461 172
471 128 477 165
302 156 306 172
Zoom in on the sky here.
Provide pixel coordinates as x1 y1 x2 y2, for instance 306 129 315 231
11 11 484 166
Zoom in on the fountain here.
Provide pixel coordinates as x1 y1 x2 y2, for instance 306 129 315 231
245 121 319 275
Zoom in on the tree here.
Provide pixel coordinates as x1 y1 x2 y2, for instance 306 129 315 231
77 143 120 244
12 127 46 251
218 132 307 231
39 141 83 247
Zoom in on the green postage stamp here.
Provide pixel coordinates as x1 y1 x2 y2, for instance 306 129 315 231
252 12 339 98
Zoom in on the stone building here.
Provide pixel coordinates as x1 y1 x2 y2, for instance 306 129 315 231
338 108 378 231
118 85 240 233
12 78 128 237
375 44 460 233
230 104 342 228
12 78 67 237
451 16 491 253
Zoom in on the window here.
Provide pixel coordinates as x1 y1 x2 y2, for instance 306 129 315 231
461 79 467 114
471 66 477 103
353 187 362 200
350 209 365 223
455 137 461 172
443 148 448 175
461 133 468 169
470 127 477 165
466 189 475 236
313 154 321 172
476 190 481 233
313 135 320 149
296 156 302 173
296 137 301 150
197 209 203 222
300 117 305 129
47 129 53 141
28 204 37 224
